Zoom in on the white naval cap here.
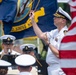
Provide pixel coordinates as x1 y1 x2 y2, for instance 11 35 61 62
15 54 36 66
20 44 36 51
0 60 11 68
54 7 71 21
0 35 16 41
0 35 16 44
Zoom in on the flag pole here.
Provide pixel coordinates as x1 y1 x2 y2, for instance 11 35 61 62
0 20 2 52
37 38 40 54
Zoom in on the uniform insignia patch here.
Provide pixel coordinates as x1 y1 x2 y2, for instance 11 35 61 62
64 30 68 35
55 38 58 42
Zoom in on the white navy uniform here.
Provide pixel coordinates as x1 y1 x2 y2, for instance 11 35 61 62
0 35 20 70
20 44 38 75
45 7 71 75
0 49 20 55
0 35 20 55
19 72 32 75
15 54 36 75
46 26 68 75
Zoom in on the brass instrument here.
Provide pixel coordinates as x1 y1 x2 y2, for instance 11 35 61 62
8 49 11 55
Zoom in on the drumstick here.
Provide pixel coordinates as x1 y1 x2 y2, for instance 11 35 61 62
34 56 42 67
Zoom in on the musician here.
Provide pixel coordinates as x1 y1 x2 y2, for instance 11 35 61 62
0 59 11 75
15 54 36 75
20 44 48 75
0 35 20 56
29 7 71 75
0 35 21 70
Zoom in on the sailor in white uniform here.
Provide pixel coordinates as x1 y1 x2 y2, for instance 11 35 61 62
29 7 71 75
15 54 36 75
20 44 37 56
20 44 48 75
45 7 71 75
0 35 20 58
0 59 11 75
20 44 38 75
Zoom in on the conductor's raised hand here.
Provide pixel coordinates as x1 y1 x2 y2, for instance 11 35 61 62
29 10 35 20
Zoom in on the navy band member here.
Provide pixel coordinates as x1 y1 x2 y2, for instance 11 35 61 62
20 44 48 75
20 44 38 57
15 54 36 75
0 59 11 75
0 35 20 68
29 7 71 75
0 35 20 56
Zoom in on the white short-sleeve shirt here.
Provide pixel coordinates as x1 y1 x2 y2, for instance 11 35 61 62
19 72 32 75
0 50 20 55
46 26 68 65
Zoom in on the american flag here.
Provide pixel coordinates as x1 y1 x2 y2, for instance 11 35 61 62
59 0 76 75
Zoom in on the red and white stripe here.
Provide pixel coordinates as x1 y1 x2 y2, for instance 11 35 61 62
59 0 76 75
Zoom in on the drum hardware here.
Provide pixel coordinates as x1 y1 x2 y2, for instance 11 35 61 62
35 66 41 73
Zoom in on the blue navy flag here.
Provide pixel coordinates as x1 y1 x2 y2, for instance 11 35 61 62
0 0 18 34
0 0 58 39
